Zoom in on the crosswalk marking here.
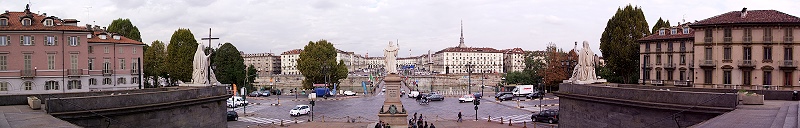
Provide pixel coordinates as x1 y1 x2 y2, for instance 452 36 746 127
483 114 533 124
238 117 305 124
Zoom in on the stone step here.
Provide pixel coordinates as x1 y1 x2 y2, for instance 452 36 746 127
784 103 798 128
771 104 790 128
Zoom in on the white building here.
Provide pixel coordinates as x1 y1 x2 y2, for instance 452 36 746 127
280 49 302 75
431 21 504 74
502 48 526 73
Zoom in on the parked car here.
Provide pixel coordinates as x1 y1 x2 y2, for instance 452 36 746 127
343 91 357 96
531 109 559 124
458 95 475 103
495 92 513 99
228 96 249 107
227 110 238 121
382 87 386 92
526 91 544 99
407 91 420 98
226 100 238 108
426 94 445 101
497 93 515 101
248 91 261 97
473 92 483 99
290 105 312 116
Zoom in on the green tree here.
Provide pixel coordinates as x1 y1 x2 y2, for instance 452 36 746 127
166 28 198 84
297 39 348 89
651 17 671 34
246 65 258 92
524 51 546 84
504 71 529 85
600 4 649 84
107 18 142 42
212 43 246 89
143 40 167 87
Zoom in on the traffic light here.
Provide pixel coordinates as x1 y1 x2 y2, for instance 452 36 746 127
310 101 315 106
474 99 480 105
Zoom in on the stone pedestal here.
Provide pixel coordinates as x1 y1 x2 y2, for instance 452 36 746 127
378 74 408 127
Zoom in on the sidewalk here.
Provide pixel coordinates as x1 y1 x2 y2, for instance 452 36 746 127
0 105 80 128
286 119 544 128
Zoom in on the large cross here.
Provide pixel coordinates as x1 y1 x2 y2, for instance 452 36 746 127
200 28 219 85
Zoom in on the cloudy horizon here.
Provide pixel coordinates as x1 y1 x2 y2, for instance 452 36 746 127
2 0 798 57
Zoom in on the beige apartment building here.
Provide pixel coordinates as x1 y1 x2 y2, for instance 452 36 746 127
242 52 281 77
640 8 800 88
502 48 526 73
280 49 302 75
639 23 695 86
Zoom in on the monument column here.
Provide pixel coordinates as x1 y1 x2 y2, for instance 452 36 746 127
378 73 408 126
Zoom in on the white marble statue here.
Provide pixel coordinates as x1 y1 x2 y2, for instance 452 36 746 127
384 41 399 74
191 45 219 85
566 41 605 84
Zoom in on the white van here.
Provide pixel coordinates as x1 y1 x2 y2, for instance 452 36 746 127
512 85 535 96
227 96 249 107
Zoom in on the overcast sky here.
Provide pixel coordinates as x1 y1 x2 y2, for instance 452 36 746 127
3 0 798 57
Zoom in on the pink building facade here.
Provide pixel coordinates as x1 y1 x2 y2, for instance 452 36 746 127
0 5 144 95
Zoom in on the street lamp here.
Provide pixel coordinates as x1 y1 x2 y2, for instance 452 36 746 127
466 62 473 94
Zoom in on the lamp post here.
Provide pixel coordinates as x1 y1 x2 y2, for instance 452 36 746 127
467 62 473 94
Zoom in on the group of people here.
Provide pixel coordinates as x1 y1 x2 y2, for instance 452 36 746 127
408 113 435 128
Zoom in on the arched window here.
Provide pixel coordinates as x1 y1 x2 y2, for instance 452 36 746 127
23 81 33 90
0 82 8 91
89 78 97 85
45 80 59 90
43 19 54 26
21 18 31 26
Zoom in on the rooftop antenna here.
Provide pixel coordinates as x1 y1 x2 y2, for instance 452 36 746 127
84 6 92 24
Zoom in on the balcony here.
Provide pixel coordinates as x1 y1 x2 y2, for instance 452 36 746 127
674 80 691 87
131 69 140 75
764 36 773 43
779 60 798 70
651 80 664 85
737 60 756 68
102 69 113 76
680 47 686 52
663 63 676 70
641 63 652 69
21 69 36 78
743 36 752 43
723 37 732 43
699 60 717 68
68 69 83 76
785 37 794 43
704 37 713 43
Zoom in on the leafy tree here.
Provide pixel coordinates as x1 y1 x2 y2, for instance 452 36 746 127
144 40 167 87
596 65 622 83
166 28 198 84
246 65 257 92
542 43 568 88
212 43 246 90
504 71 529 85
524 51 546 84
297 39 348 89
600 4 649 84
107 18 142 42
651 17 671 34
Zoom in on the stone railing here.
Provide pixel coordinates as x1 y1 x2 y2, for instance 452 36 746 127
651 80 664 85
699 60 717 67
737 60 756 67
102 69 113 76
779 60 798 68
21 69 36 77
68 69 83 76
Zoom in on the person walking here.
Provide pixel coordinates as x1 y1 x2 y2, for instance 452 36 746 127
457 111 463 122
429 123 435 128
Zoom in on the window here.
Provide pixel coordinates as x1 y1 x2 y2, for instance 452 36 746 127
680 54 686 64
45 81 59 90
104 46 110 53
131 77 138 84
0 82 8 91
119 59 125 70
683 27 689 34
103 78 112 85
117 77 126 84
723 28 732 42
69 36 79 46
22 18 31 26
132 59 138 71
88 59 94 70
119 48 124 54
23 81 32 90
89 78 97 85
671 28 677 35
0 55 5 70
45 36 56 46
103 59 110 70
723 70 731 85
0 36 7 46
88 46 93 53
0 18 7 26
743 47 752 60
44 19 54 26
659 29 665 35
656 70 661 80
786 28 794 42
704 70 713 84
786 48 794 60
132 47 137 54
668 42 673 51
667 55 673 64
667 71 673 80
21 35 33 45
68 80 81 90
704 28 713 43
47 54 55 69
743 71 751 85
24 54 31 70
764 71 772 85
764 47 773 61
724 47 731 60
765 28 773 42
71 54 78 69
679 71 686 81
680 41 686 51
743 28 752 42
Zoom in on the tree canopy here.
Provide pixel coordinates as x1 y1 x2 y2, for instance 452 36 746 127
651 17 671 34
166 28 198 84
297 39 348 89
107 18 142 42
599 4 649 84
212 42 246 89
143 40 167 87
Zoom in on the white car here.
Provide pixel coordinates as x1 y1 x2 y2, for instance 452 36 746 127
227 96 249 107
343 91 357 96
290 105 312 116
226 100 238 108
382 87 386 92
458 95 475 103
407 91 420 98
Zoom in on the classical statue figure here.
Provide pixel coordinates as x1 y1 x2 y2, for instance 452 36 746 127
568 41 599 83
384 41 399 74
191 45 219 85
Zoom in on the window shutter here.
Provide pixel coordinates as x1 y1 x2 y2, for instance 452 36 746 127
31 36 34 45
77 37 80 46
19 35 22 45
54 36 58 46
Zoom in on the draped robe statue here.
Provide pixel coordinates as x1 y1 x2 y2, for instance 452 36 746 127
384 41 399 74
191 45 219 85
568 41 600 83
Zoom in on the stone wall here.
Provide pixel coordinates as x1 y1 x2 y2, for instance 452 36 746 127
555 84 737 128
615 84 799 100
0 88 174 106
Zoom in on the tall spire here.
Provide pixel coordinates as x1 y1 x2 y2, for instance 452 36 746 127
458 20 466 48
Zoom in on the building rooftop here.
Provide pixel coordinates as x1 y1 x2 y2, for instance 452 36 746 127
87 31 145 45
501 48 525 54
691 9 800 27
0 5 89 31
639 23 695 42
435 47 503 54
281 49 303 55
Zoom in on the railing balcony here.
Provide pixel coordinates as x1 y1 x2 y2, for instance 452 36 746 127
743 36 752 43
680 47 686 52
723 37 732 43
21 69 36 77
656 48 662 52
651 80 664 85
779 60 798 69
785 37 794 43
704 37 713 43
68 69 83 76
641 63 652 69
764 36 773 42
699 60 717 68
131 69 140 75
737 60 756 68
674 80 689 86
102 69 113 76
664 63 676 69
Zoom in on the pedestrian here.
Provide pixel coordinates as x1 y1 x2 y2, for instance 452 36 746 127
457 111 463 122
424 121 428 128
429 123 435 128
375 121 382 128
414 112 418 120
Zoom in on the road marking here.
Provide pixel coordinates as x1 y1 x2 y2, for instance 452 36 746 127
239 117 305 124
483 114 532 124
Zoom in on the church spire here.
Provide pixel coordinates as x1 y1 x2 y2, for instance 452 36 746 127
458 20 466 48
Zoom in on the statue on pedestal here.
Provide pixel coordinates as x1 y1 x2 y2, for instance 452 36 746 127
190 45 219 85
384 41 399 74
565 41 606 84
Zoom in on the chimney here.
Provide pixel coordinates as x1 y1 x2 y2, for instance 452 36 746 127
741 7 748 18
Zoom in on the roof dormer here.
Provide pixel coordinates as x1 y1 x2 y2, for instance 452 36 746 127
20 17 32 26
99 34 107 39
0 16 8 26
113 35 120 40
658 29 665 35
42 18 54 27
